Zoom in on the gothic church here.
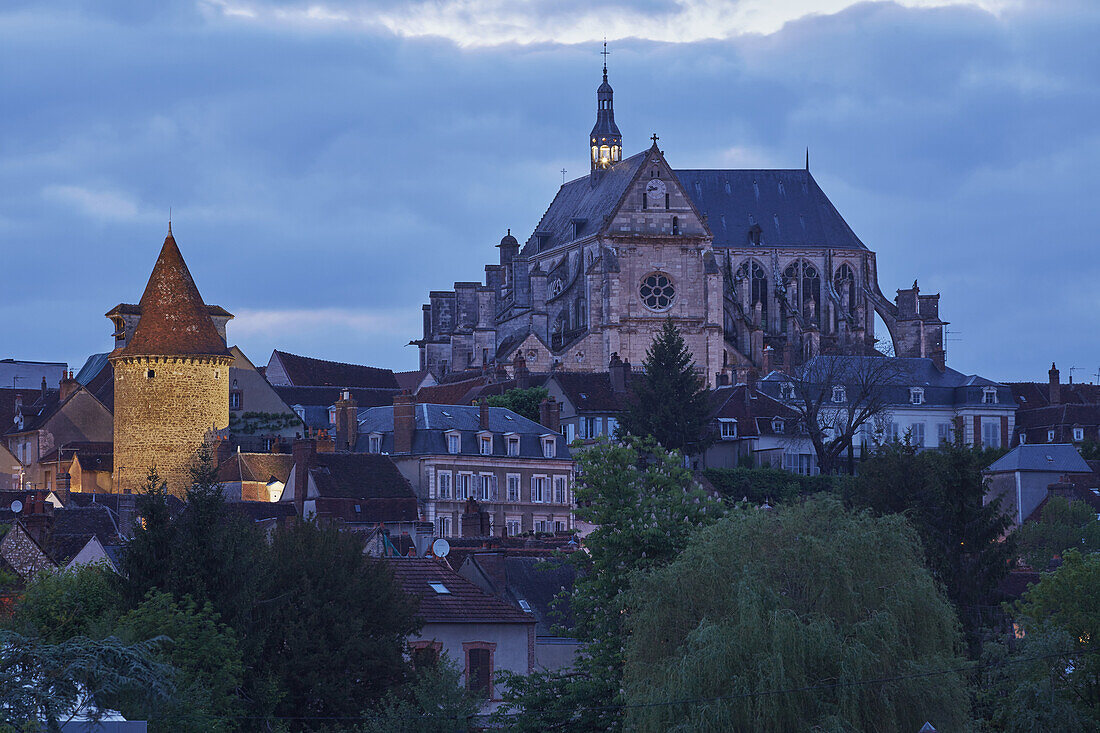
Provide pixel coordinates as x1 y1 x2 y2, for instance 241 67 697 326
416 62 946 386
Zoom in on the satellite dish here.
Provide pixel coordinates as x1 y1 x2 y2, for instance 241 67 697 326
10 500 22 514
431 538 450 558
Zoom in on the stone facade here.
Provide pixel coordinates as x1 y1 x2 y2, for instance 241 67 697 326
416 71 947 387
113 354 231 496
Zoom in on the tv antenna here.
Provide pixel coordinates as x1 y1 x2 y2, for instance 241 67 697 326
430 538 450 558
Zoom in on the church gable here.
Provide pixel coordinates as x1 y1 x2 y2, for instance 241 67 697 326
605 146 709 240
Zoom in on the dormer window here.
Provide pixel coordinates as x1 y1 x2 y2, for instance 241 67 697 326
910 387 925 405
772 418 785 434
446 431 461 454
1074 427 1085 442
541 436 556 459
780 383 795 400
478 433 493 455
982 387 998 405
506 434 520 457
1048 429 1055 442
718 419 738 440
368 433 382 454
831 386 846 403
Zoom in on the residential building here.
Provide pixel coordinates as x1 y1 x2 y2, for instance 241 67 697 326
264 349 400 389
356 394 574 538
4 373 112 493
388 557 535 710
216 451 294 502
543 355 632 445
699 383 806 471
225 346 302 451
984 444 1092 527
279 438 422 531
459 552 582 671
760 356 1016 460
0 360 66 393
1009 363 1100 447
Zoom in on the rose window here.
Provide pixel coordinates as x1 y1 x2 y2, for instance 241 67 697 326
640 272 675 311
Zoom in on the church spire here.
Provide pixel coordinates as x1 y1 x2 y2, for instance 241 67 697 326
590 41 622 172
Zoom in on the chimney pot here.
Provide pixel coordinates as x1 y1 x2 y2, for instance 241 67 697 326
1049 362 1061 405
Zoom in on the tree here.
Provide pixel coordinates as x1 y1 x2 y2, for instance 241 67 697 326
1015 495 1100 570
0 630 172 733
253 520 419 726
359 656 479 733
8 563 121 643
976 549 1100 729
845 441 1016 653
486 386 548 423
622 496 970 732
114 592 244 732
779 354 901 474
618 319 712 454
494 438 724 731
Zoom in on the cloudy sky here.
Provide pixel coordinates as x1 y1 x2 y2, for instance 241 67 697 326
1 0 1097 382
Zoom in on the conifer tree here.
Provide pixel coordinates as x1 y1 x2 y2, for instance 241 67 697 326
618 318 712 454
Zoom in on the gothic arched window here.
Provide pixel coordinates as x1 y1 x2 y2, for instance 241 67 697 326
784 259 821 321
834 262 857 314
737 260 768 327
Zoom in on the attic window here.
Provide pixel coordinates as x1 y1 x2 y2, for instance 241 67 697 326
718 418 738 440
428 582 451 594
480 436 493 455
504 414 514 421
507 436 520 456
982 387 998 405
832 386 846 403
910 387 925 405
441 411 451 417
772 418 785 434
518 600 533 612
448 433 461 454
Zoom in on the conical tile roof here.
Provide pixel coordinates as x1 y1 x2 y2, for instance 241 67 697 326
117 232 230 357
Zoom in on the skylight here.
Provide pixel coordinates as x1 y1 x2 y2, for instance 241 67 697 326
518 600 532 613
441 411 451 418
428 582 450 594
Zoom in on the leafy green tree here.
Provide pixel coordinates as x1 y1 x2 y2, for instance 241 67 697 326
486 386 549 423
359 656 479 733
622 496 970 732
0 630 172 733
253 520 419 726
701 466 849 505
8 563 121 643
114 592 244 732
495 438 724 731
845 441 1015 652
618 318 712 453
1016 495 1100 570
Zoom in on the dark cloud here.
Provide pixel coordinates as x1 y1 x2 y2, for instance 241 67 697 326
0 1 1096 381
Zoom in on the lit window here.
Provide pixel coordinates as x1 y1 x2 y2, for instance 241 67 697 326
909 387 924 405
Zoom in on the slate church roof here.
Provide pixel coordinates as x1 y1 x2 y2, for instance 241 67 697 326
116 231 231 358
519 150 867 255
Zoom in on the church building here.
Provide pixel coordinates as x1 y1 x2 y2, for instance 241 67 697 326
415 61 946 386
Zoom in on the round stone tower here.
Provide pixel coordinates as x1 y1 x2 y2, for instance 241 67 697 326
110 228 232 497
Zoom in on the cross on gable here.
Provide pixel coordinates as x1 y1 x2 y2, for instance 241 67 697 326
651 133 659 145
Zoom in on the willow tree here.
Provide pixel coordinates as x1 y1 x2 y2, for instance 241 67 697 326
622 496 970 732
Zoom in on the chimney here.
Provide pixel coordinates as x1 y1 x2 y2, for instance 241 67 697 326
393 391 416 454
762 345 774 374
609 353 627 394
335 388 359 450
1049 363 1061 405
117 493 136 537
40 376 48 399
59 370 79 402
931 347 946 373
479 398 489 430
291 438 316 517
24 491 50 543
514 354 530 390
461 497 485 537
539 396 561 432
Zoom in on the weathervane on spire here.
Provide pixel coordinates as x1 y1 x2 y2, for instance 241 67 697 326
601 38 610 81
168 207 172 236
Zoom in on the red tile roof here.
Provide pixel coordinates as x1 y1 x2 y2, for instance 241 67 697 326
388 557 534 625
415 377 487 405
272 350 398 388
116 232 231 358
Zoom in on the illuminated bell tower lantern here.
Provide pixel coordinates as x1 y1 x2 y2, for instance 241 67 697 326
590 45 622 171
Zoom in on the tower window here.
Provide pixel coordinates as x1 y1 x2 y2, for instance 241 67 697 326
672 217 680 235
146 369 155 379
642 193 648 210
665 193 670 209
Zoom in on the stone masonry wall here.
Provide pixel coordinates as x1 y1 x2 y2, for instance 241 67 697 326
113 355 231 497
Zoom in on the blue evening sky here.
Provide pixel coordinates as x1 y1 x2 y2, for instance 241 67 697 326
1 0 1097 382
